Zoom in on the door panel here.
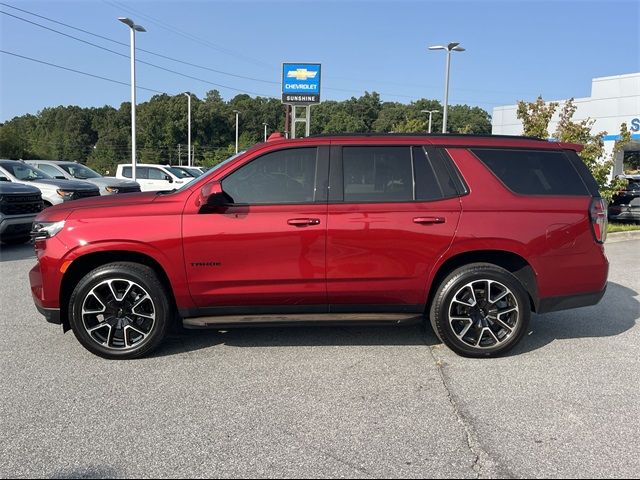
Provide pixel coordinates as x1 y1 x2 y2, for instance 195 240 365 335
183 146 330 309
183 204 328 307
327 199 460 305
326 145 462 307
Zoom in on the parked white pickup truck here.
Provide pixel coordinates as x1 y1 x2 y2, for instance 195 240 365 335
116 164 195 192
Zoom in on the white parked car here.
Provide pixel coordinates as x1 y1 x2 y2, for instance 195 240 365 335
115 164 195 192
0 159 100 207
25 160 141 196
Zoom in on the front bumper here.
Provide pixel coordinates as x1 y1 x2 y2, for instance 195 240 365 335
35 304 61 325
0 214 36 239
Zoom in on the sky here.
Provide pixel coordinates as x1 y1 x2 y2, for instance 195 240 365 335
1 0 639 122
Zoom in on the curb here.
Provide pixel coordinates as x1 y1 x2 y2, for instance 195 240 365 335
606 229 640 243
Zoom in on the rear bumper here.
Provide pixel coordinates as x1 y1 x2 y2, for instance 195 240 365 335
537 284 607 314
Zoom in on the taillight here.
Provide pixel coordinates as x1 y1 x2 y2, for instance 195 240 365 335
589 198 607 243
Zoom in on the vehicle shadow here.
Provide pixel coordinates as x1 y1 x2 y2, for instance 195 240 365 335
507 281 639 355
0 243 35 262
154 323 439 358
155 281 638 358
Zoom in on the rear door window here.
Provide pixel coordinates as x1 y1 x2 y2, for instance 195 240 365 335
342 147 413 202
470 148 589 196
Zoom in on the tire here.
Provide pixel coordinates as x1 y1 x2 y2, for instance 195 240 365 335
429 263 530 358
69 262 170 359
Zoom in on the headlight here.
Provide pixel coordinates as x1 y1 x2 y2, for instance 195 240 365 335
56 189 73 198
31 221 66 240
105 186 119 193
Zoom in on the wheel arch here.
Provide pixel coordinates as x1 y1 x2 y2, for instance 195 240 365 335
427 249 540 313
59 250 177 331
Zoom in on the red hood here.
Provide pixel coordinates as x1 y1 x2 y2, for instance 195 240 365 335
35 191 159 223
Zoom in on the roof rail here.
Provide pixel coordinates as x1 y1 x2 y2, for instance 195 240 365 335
306 133 545 141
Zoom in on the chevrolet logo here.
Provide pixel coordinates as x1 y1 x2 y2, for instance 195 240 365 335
287 68 318 81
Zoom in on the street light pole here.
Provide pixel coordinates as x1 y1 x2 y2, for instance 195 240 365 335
183 93 191 167
263 122 268 142
421 109 440 134
118 17 146 182
429 42 465 134
233 110 240 154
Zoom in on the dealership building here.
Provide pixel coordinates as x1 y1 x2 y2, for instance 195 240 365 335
492 72 640 176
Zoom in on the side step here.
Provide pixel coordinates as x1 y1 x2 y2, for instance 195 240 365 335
182 313 424 329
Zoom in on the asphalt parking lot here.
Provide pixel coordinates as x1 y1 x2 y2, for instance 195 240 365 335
0 241 638 479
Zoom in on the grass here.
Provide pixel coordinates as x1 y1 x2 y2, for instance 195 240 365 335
608 223 640 233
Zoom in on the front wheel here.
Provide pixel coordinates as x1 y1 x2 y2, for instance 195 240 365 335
429 263 530 357
69 262 170 359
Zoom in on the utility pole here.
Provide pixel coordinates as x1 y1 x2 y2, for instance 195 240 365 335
178 143 181 166
233 110 241 154
429 42 465 133
183 92 191 166
118 17 146 182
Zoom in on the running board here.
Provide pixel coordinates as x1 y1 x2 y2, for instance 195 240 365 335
182 313 423 329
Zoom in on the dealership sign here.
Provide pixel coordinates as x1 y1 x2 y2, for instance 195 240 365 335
282 63 321 104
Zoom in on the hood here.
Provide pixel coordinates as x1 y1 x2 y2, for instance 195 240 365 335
28 178 100 191
81 177 140 188
36 190 159 222
0 182 42 195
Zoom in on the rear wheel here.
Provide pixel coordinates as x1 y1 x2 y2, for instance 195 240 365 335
69 262 170 359
429 263 530 357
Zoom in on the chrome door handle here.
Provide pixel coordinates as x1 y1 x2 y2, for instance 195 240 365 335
287 218 321 226
413 216 445 225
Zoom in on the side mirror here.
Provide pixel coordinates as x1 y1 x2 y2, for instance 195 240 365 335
197 181 233 209
0 177 9 182
165 175 174 183
56 176 66 180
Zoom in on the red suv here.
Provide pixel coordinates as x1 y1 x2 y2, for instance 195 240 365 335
29 134 609 359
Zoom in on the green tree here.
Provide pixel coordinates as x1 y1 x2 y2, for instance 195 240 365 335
516 96 558 139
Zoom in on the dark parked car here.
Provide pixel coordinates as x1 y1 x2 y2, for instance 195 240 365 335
0 182 43 244
608 175 640 223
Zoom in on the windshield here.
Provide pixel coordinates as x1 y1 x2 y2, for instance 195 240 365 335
185 167 203 177
60 163 101 179
165 166 194 179
169 151 246 194
0 162 52 181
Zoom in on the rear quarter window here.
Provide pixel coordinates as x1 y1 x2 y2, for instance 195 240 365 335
470 148 589 196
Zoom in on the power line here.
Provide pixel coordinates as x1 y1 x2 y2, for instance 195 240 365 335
0 2 281 86
0 10 277 97
0 49 165 94
103 0 273 69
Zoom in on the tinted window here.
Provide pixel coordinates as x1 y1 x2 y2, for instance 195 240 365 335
37 164 64 178
122 167 132 178
430 148 464 197
122 167 149 179
471 149 588 196
412 147 463 201
0 162 51 181
222 148 317 204
60 163 101 179
343 147 412 202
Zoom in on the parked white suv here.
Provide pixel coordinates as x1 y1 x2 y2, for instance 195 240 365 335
25 160 141 196
115 164 195 192
0 160 100 207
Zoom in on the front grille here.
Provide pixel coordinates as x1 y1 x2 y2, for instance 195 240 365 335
3 194 41 204
69 190 100 201
0 195 43 215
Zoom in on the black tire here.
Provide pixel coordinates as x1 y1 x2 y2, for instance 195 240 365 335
1 235 31 245
69 262 170 359
429 263 530 358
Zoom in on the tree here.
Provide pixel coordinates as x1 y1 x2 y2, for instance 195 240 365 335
392 118 427 133
516 96 558 139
